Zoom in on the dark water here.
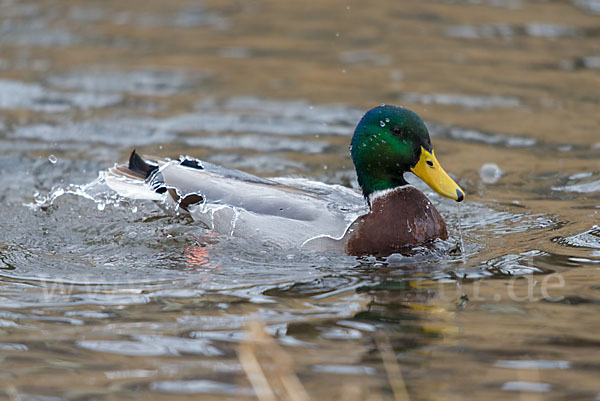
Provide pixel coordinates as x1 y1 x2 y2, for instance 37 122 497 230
1 0 600 400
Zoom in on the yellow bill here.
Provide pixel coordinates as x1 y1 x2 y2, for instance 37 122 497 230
410 147 465 202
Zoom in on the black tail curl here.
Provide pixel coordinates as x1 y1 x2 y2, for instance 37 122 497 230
128 150 159 179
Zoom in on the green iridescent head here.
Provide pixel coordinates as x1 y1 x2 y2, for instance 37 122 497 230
350 105 464 202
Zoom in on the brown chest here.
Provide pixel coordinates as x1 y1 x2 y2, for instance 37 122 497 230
345 187 448 256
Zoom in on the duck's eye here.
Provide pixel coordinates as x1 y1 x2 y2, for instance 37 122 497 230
426 160 434 167
390 126 403 135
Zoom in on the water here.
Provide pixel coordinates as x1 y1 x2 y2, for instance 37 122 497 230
1 0 600 400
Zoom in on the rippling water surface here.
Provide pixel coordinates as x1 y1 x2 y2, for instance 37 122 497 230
1 0 599 400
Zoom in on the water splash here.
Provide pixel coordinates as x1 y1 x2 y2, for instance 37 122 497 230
457 203 467 264
229 208 241 236
29 171 159 212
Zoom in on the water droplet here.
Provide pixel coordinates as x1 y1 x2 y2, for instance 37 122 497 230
97 203 106 211
127 231 137 239
48 154 57 164
131 205 138 213
379 121 386 127
385 118 390 123
479 163 503 184
335 32 340 37
362 143 366 147
381 139 387 144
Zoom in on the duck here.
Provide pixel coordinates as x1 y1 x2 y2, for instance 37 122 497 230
105 104 465 256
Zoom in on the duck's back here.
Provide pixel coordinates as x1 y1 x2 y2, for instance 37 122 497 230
106 152 367 250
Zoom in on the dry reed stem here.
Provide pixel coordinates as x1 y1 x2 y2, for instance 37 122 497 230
375 331 411 401
338 380 364 401
239 319 311 401
239 339 278 401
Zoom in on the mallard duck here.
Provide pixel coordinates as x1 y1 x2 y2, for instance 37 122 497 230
105 105 464 256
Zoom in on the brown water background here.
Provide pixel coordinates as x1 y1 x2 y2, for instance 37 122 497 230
1 0 600 400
